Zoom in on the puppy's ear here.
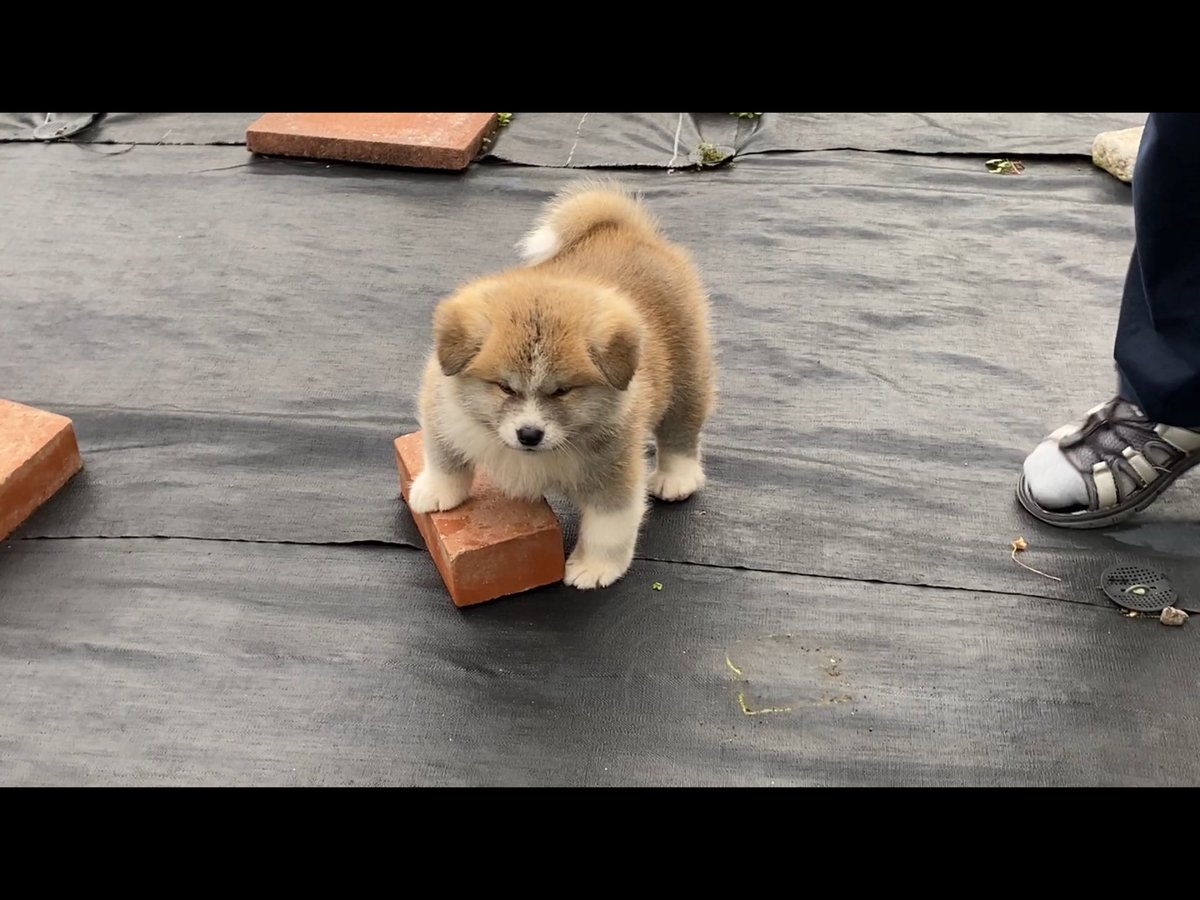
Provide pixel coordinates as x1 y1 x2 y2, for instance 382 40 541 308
588 301 643 391
433 292 489 376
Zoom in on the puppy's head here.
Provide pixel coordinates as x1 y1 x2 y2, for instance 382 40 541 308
432 273 643 453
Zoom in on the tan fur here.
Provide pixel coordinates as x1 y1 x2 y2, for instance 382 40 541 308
412 181 716 590
524 179 664 250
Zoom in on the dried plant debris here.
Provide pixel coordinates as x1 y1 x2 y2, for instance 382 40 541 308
736 692 792 716
690 142 735 168
1010 536 1062 581
725 642 854 716
986 158 1025 175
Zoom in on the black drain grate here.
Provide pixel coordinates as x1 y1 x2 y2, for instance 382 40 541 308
1101 565 1178 612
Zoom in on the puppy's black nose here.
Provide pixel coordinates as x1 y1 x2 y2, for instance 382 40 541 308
517 426 544 447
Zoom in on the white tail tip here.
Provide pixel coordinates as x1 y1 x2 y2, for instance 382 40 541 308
517 224 561 265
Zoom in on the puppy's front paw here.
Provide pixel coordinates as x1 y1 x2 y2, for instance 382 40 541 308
564 552 629 590
408 469 472 513
648 456 705 502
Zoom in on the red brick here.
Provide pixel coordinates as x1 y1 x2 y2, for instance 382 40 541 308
246 113 498 171
1 399 84 541
395 432 564 607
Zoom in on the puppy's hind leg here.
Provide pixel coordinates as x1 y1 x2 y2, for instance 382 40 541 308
649 391 712 503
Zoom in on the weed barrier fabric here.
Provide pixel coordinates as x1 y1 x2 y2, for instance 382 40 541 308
2 538 1198 786
0 112 257 144
480 112 1148 168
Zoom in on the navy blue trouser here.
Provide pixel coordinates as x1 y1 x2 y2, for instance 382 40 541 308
1115 113 1200 425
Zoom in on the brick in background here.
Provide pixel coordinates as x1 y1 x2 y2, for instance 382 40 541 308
1 399 84 541
395 432 564 607
247 113 498 171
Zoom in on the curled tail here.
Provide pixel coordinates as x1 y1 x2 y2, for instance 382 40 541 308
517 180 661 265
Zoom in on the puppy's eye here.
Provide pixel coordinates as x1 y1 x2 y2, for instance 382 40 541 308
551 386 573 398
495 382 516 396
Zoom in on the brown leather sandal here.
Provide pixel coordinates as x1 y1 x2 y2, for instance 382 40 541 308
1016 397 1200 528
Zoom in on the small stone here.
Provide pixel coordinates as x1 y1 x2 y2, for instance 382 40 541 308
1092 126 1144 183
1160 606 1189 627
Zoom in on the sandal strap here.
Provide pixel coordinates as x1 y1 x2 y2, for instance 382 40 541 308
1047 399 1114 443
1121 447 1160 485
1157 423 1200 453
1091 461 1119 509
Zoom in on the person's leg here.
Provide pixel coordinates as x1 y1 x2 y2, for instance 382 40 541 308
1115 112 1200 423
1018 113 1200 527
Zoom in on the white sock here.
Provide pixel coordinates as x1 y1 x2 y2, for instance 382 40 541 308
1023 439 1089 509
